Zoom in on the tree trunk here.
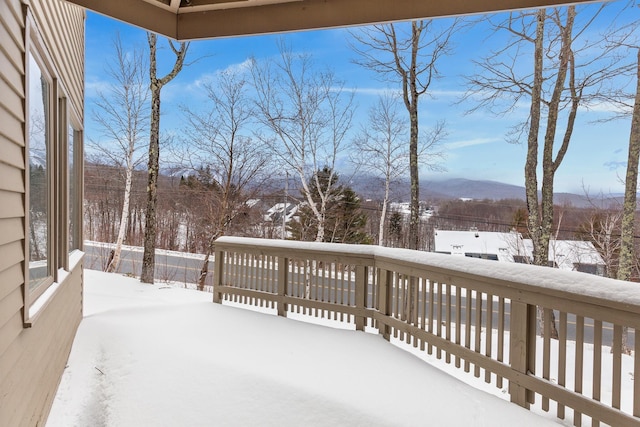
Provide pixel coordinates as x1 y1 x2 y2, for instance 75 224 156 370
198 251 210 292
616 49 640 356
407 22 421 251
141 77 161 283
379 177 390 246
106 164 134 273
140 33 188 284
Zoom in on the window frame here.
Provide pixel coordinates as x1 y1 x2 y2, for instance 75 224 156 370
23 10 84 326
25 22 57 306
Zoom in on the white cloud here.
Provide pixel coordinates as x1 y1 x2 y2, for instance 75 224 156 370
445 137 501 150
188 58 254 90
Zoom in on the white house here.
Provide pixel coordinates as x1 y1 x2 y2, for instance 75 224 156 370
434 229 605 275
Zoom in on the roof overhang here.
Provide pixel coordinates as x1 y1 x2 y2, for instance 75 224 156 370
66 0 602 41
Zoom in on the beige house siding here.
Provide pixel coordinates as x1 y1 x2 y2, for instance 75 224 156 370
0 0 85 425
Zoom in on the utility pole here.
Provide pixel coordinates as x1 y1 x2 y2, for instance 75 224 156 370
282 172 288 239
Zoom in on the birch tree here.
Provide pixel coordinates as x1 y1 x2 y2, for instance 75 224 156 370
351 20 458 249
251 41 354 242
352 94 408 245
90 36 149 273
141 33 189 284
180 70 270 290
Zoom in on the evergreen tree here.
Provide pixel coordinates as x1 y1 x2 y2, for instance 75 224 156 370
290 167 372 244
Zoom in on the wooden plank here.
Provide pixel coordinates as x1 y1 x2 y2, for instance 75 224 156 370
635 332 640 417
0 286 22 332
0 133 25 169
0 240 23 274
612 325 622 410
0 310 22 359
0 104 24 147
509 301 530 408
446 283 452 363
0 72 23 123
592 319 603 427
455 286 462 369
0 217 23 247
464 288 472 372
474 290 482 377
354 265 365 331
575 315 585 427
485 293 493 383
0 263 22 303
497 296 505 389
277 256 288 316
436 281 442 359
0 161 23 193
558 311 568 420
543 308 552 411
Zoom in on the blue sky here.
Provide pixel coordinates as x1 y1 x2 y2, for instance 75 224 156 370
84 1 638 195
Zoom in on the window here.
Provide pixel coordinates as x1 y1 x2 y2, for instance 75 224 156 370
27 51 53 294
25 14 84 320
69 119 82 252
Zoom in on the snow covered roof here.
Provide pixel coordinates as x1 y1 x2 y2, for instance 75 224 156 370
434 229 604 270
434 230 526 262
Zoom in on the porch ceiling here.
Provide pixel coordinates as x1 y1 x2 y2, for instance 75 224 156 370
67 0 601 41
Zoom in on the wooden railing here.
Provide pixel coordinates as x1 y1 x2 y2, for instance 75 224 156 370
213 236 640 427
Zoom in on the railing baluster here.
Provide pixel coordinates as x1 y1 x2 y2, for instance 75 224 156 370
612 324 622 411
558 311 567 420
592 319 603 427
464 288 472 372
474 290 482 377
436 281 442 359
635 329 640 418
543 307 552 412
574 315 584 427
496 296 505 389
446 283 452 363
484 293 493 383
355 265 366 331
455 286 462 369
420 278 427 351
428 278 435 355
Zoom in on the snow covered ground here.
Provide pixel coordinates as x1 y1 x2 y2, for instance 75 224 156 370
47 269 562 426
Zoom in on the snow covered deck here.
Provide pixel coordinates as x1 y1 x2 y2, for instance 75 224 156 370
47 270 558 426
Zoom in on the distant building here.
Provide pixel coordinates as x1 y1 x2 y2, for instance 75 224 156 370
263 202 299 239
434 229 605 275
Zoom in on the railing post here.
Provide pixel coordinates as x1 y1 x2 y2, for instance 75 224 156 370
377 268 392 341
509 300 536 407
213 248 224 304
355 265 366 331
277 256 288 317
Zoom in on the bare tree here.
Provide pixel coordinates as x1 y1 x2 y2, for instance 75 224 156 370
465 5 632 337
251 41 354 242
576 208 622 278
141 33 189 284
352 94 408 245
351 20 458 249
180 69 271 290
616 47 640 356
89 36 149 273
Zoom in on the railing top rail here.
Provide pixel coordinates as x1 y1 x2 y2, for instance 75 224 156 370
215 236 640 314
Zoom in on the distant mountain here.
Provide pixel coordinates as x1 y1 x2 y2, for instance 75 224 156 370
422 178 525 200
350 175 627 209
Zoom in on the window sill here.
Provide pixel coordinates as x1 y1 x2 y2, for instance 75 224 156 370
24 250 84 327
